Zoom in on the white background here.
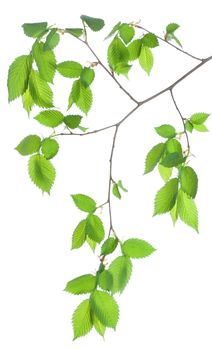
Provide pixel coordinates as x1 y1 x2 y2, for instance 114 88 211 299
1 0 212 349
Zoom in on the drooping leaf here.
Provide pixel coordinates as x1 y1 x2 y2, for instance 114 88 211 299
154 178 179 215
41 138 59 160
177 189 198 232
72 220 87 249
80 67 95 87
128 39 142 61
122 238 156 259
144 143 165 174
22 22 48 38
64 115 82 129
90 290 119 329
28 154 56 194
180 166 198 198
71 194 96 213
64 274 96 294
119 23 135 44
29 70 54 108
68 79 93 114
65 28 84 38
141 33 159 48
139 46 154 75
158 164 173 182
43 29 60 51
72 299 93 340
34 110 64 128
112 183 121 199
113 62 132 77
166 23 180 34
80 15 105 32
166 138 183 154
117 180 128 192
22 89 34 115
15 135 41 156
155 124 176 138
98 270 113 291
161 152 185 168
104 22 121 40
92 312 106 337
108 256 132 294
190 112 210 125
57 61 83 78
193 124 209 132
101 237 118 256
107 36 129 70
85 214 105 243
8 55 32 102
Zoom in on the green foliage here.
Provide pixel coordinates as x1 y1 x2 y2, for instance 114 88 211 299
190 112 210 124
16 135 41 156
107 36 129 71
119 23 135 44
155 124 176 138
186 112 210 133
64 274 96 294
29 70 54 108
71 194 96 213
112 180 128 199
160 152 185 168
166 138 182 154
141 33 159 48
108 256 132 294
177 190 198 232
193 124 209 132
128 39 142 61
41 138 59 160
166 23 182 47
72 299 93 340
57 61 83 78
85 214 105 243
158 164 173 182
22 89 34 115
65 28 84 38
180 166 198 198
72 220 87 249
98 270 113 291
92 312 106 337
34 110 64 128
80 67 95 87
64 115 82 129
28 154 56 194
122 239 156 259
44 29 60 51
8 55 32 101
80 15 105 32
104 22 121 40
22 22 48 38
139 46 154 75
154 178 179 215
68 79 93 114
33 42 56 83
144 143 165 174
101 237 118 256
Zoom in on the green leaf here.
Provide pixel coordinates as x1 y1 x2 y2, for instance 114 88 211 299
41 138 59 160
8 55 32 102
144 143 165 174
141 33 159 48
22 22 48 38
98 270 113 291
107 36 129 70
114 63 132 77
80 67 95 87
85 214 105 243
29 70 54 108
72 220 87 249
86 236 97 252
71 194 96 213
90 290 119 329
68 80 93 115
80 15 105 32
158 164 173 182
72 299 93 340
43 29 60 51
180 166 198 198
92 312 106 337
117 180 128 192
166 23 180 34
170 201 178 225
28 154 56 194
170 34 182 47
166 138 182 154
119 23 135 44
65 28 84 38
185 120 194 133
128 39 142 61
64 115 82 129
16 135 41 156
139 46 154 75
57 61 83 78
104 22 121 40
101 237 118 256
154 178 179 215
112 183 121 199
122 238 156 259
64 274 96 294
35 110 64 128
108 256 132 294
22 89 34 115
190 112 210 125
193 124 209 132
155 124 176 138
177 189 198 232
161 152 185 168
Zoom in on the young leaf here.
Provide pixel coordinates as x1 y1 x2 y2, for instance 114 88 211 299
80 67 95 87
166 23 180 34
144 143 165 174
177 189 198 232
86 214 105 243
98 270 113 291
22 22 48 38
108 256 132 294
41 138 59 160
154 178 179 215
185 120 194 133
16 135 41 156
128 39 142 61
68 80 93 114
155 124 176 138
107 36 129 70
92 312 106 337
141 33 159 48
72 220 87 249
119 23 135 44
117 180 128 192
170 201 178 225
158 164 173 182
139 46 154 75
112 183 121 199
72 299 93 340
101 237 118 256
86 236 97 252
57 61 83 78
22 89 34 115
8 55 32 102
166 138 182 154
190 112 210 125
180 166 198 198
71 194 96 213
34 110 64 128
104 22 121 40
122 238 156 259
80 15 105 32
28 154 56 194
64 115 82 129
44 29 60 51
65 28 84 38
161 152 185 168
33 42 56 83
193 124 209 132
29 70 54 108
64 274 96 294
90 290 119 329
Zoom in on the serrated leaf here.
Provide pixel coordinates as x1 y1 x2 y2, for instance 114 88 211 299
92 312 106 337
141 33 159 48
122 238 156 259
65 28 84 38
177 189 198 232
71 194 96 213
104 22 121 40
190 112 210 125
139 46 154 75
43 29 60 51
22 89 34 115
166 138 182 154
166 23 180 34
128 39 142 61
72 220 87 249
158 164 173 182
101 237 118 256
193 124 209 132
112 183 121 199
144 143 165 174
8 55 32 102
98 270 113 291
155 124 176 138
90 290 119 329
34 110 64 128
64 274 96 294
28 154 56 194
22 22 48 38
86 235 97 252
80 67 95 87
16 135 41 156
154 178 179 215
107 36 129 70
57 61 83 78
108 256 132 294
180 166 198 198
68 80 93 114
41 138 59 160
161 152 185 168
119 23 135 44
114 62 132 77
170 201 178 225
85 214 105 243
29 70 54 108
64 115 82 129
185 120 194 133
72 299 93 340
80 15 105 32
